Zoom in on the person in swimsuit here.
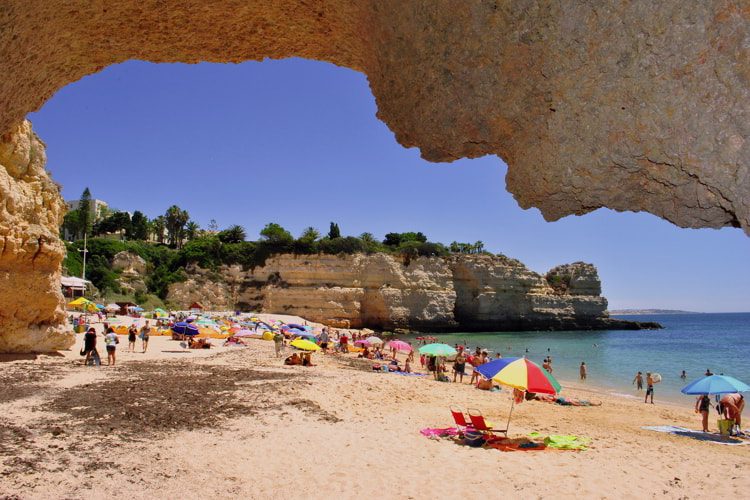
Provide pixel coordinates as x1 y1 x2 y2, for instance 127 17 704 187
681 370 687 380
645 372 655 404
127 325 137 352
140 320 151 353
579 362 587 381
719 393 745 429
453 351 466 383
695 394 712 432
633 371 643 391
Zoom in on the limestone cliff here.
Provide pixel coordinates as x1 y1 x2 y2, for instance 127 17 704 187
0 121 74 352
167 253 653 332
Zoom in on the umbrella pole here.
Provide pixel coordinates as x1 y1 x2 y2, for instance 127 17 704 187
506 396 516 435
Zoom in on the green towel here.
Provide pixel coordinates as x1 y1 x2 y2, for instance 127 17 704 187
543 434 590 450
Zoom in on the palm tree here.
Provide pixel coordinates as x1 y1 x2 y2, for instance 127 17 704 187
185 221 200 242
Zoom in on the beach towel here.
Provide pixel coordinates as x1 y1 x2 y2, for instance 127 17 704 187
527 433 590 450
485 437 547 452
420 427 459 439
642 426 750 445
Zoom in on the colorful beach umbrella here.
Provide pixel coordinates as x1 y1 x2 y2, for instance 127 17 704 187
418 343 457 357
67 297 98 312
290 339 321 351
476 357 562 435
365 336 383 345
476 357 561 395
171 322 199 336
386 340 412 352
681 374 750 395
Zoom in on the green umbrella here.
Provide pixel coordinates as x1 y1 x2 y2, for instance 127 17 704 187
418 343 457 357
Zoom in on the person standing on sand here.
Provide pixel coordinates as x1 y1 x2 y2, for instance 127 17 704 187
319 328 329 353
579 362 587 381
633 371 643 391
104 327 119 366
140 320 151 353
273 331 284 357
127 324 137 353
645 372 655 404
695 394 712 432
453 351 466 383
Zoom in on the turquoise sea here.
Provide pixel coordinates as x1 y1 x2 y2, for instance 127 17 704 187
405 313 750 405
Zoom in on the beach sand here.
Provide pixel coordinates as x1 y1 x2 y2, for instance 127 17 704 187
1 320 748 499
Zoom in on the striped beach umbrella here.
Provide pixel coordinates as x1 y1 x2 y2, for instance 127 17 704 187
475 357 562 435
476 357 561 395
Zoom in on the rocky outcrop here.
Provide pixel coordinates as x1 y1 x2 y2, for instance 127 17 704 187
0 1 747 234
112 251 148 294
167 253 656 332
0 121 74 352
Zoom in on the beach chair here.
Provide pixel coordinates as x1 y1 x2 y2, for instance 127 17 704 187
467 408 507 436
450 406 473 431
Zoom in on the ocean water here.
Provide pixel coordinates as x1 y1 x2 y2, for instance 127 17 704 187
403 313 750 405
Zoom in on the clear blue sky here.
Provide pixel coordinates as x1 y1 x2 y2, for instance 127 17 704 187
28 59 750 312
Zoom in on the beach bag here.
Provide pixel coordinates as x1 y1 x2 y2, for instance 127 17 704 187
464 430 486 447
718 419 735 435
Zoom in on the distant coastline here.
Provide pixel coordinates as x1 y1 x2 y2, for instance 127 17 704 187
609 309 702 315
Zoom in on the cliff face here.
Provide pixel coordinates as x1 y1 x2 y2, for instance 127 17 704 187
167 253 632 332
0 121 74 352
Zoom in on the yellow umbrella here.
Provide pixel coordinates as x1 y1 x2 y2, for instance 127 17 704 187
290 339 320 351
67 297 98 312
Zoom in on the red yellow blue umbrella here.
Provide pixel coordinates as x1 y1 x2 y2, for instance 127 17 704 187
475 357 562 435
476 357 561 394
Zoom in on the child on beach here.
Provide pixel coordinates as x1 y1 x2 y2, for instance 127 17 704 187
695 394 712 432
579 362 587 381
104 327 119 366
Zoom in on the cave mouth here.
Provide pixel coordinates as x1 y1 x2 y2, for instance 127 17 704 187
1 1 748 353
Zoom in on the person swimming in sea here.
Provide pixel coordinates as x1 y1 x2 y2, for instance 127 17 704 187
633 371 643 391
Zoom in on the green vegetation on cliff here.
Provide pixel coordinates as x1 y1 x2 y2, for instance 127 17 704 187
63 218 492 301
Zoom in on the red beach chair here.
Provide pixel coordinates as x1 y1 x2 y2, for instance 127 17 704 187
450 406 472 431
468 408 507 436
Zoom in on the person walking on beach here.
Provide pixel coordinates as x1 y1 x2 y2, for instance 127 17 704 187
695 394 712 432
453 350 466 383
127 324 137 353
579 362 587 381
319 328 329 353
644 372 655 404
633 371 643 391
104 327 119 366
140 320 151 353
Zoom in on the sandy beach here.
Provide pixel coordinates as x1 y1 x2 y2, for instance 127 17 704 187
1 316 748 499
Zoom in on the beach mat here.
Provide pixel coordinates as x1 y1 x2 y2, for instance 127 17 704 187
642 426 750 445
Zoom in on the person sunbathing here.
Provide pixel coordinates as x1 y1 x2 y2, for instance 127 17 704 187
532 394 602 406
284 353 302 365
302 353 316 367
